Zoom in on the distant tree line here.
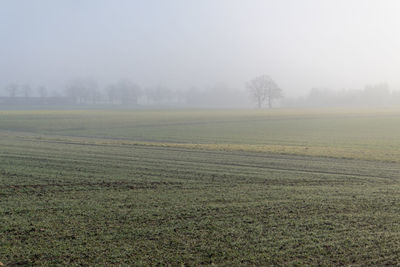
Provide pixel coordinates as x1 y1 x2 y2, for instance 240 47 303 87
6 77 400 108
3 83 45 98
0 77 251 107
282 82 398 107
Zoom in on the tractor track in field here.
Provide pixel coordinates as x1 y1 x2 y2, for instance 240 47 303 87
0 135 392 168
1 136 399 186
132 155 399 181
1 151 397 186
0 151 395 182
3 134 398 168
0 180 182 189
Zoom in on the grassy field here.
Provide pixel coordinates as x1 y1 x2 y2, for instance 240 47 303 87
2 108 400 265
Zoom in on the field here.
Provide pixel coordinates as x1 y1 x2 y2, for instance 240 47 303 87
2 108 400 265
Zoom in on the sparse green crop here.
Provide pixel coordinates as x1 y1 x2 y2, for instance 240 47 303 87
2 108 400 265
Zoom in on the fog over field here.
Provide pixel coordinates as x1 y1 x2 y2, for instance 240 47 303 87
2 0 400 107
6 2 400 266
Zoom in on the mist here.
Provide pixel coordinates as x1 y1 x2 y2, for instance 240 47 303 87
2 0 400 107
7 2 400 265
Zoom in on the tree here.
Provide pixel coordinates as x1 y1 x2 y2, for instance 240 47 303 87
21 84 32 98
65 77 99 104
105 84 118 104
4 83 19 97
363 82 390 105
37 86 48 98
106 80 141 105
247 75 282 108
144 85 172 105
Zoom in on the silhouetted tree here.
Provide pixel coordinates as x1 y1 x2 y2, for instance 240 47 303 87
106 80 141 105
363 83 390 105
105 84 118 104
144 85 172 104
4 83 19 97
247 75 282 108
184 86 202 105
65 77 99 104
37 86 48 98
21 84 31 98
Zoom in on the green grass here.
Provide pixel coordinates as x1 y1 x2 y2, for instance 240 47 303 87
2 108 400 265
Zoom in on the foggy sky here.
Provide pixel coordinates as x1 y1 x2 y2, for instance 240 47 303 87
1 0 400 96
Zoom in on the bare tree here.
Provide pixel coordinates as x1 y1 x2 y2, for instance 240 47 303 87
37 86 48 98
106 80 141 105
21 84 32 98
105 84 118 104
144 85 172 104
119 80 141 105
65 77 99 104
5 83 19 97
247 75 282 108
363 82 390 105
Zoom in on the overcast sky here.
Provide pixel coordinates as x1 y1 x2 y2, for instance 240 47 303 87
1 0 400 96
